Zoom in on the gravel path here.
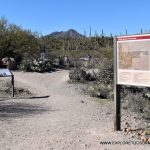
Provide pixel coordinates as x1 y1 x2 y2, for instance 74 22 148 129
0 70 149 150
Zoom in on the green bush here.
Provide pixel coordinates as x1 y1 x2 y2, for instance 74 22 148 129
87 84 113 99
20 59 54 72
69 57 113 83
19 59 32 72
95 64 113 85
69 67 87 82
68 56 114 99
122 89 150 120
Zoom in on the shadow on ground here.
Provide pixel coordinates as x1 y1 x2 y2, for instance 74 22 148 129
0 102 51 119
0 95 50 101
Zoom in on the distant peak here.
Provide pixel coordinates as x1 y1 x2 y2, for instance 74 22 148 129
46 29 84 39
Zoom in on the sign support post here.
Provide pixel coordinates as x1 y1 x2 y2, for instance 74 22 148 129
12 74 14 97
114 84 121 131
114 37 121 131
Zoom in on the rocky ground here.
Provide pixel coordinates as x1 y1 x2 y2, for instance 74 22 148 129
0 70 149 150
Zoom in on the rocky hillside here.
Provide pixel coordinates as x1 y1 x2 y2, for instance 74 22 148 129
46 29 84 39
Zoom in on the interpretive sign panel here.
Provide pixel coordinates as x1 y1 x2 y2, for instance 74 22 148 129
117 34 150 87
114 34 150 130
0 69 12 77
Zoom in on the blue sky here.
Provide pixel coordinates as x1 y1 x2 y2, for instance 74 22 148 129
0 0 150 36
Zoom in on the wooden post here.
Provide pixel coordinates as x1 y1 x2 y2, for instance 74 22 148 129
114 37 121 131
114 84 121 130
12 74 14 97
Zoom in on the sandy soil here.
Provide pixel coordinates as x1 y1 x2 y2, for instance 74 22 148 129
0 70 149 150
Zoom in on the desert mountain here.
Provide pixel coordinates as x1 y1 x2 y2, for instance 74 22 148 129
46 29 84 39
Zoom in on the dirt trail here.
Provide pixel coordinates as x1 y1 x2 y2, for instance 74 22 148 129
0 70 149 150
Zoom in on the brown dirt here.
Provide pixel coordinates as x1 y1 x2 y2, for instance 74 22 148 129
0 70 149 150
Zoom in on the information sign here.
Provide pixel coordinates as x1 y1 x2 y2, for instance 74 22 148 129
117 34 150 87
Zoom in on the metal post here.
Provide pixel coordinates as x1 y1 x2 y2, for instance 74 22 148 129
114 37 121 131
12 74 14 97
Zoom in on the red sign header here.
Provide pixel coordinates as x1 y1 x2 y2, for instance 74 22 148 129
117 34 150 41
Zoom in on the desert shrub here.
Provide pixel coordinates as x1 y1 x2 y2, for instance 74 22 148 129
69 65 98 82
20 59 54 72
87 83 113 99
58 57 64 66
97 63 114 85
69 67 87 82
52 56 72 69
0 79 11 92
67 59 76 68
19 59 32 72
67 57 79 68
0 79 32 97
32 59 53 72
121 86 150 99
69 57 113 84
122 88 150 120
123 93 145 113
69 56 114 99
143 92 150 100
69 56 113 84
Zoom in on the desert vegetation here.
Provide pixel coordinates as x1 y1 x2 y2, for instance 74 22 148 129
0 17 150 136
0 17 113 70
